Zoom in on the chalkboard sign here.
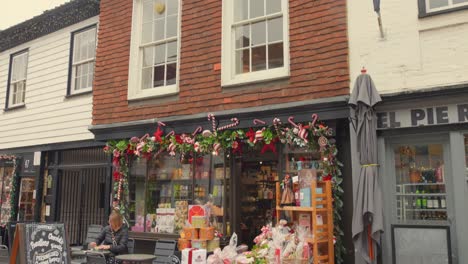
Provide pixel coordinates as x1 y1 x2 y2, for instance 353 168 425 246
10 223 71 264
20 153 36 176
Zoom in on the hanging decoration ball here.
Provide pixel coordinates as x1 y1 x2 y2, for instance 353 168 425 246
155 2 165 14
202 130 212 137
213 143 221 155
254 129 264 143
318 136 328 151
298 125 309 143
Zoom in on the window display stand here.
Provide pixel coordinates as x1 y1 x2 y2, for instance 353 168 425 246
276 180 334 264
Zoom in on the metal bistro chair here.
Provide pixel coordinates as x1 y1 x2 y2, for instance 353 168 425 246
0 245 9 264
127 238 135 254
153 239 179 264
86 252 107 264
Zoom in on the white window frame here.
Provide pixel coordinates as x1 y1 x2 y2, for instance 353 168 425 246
128 0 181 101
221 0 290 87
425 0 468 13
8 51 29 108
70 26 97 94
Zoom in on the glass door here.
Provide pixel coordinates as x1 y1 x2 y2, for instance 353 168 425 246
386 136 456 264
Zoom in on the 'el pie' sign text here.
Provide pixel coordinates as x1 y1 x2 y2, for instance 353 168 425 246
377 104 468 129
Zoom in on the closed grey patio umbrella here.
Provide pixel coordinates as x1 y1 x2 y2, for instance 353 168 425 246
349 70 383 263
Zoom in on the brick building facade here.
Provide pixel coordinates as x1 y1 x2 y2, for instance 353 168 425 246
91 0 354 262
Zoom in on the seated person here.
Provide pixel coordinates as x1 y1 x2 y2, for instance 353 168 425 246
90 210 129 263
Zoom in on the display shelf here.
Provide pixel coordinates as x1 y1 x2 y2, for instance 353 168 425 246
398 182 445 186
276 180 334 264
404 209 447 212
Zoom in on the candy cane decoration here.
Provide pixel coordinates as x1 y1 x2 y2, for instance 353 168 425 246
298 125 309 143
165 130 175 138
253 118 266 125
273 118 285 143
311 114 319 127
158 121 166 127
288 116 298 127
139 133 149 142
208 113 217 132
192 126 203 136
218 118 239 131
117 178 123 201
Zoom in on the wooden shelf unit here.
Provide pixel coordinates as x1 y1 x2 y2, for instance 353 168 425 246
276 180 335 264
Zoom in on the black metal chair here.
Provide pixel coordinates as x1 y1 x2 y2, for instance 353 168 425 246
127 238 135 254
86 252 106 264
152 239 179 264
0 245 9 264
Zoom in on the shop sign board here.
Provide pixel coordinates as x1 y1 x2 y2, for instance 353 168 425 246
9 223 71 264
377 103 468 129
20 153 36 176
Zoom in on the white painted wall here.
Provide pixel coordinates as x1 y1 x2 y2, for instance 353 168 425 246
348 1 468 94
0 16 98 149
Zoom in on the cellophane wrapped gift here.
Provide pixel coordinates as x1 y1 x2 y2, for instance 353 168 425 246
207 233 239 264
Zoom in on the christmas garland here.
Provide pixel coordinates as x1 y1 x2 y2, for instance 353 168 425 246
0 155 20 224
104 114 345 263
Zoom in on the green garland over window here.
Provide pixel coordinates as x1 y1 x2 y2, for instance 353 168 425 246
104 116 346 263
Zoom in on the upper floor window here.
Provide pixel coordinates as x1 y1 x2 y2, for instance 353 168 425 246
6 50 29 108
222 0 290 86
68 26 97 95
419 0 468 16
128 0 181 100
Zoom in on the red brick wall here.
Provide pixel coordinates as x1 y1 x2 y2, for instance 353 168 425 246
93 0 349 125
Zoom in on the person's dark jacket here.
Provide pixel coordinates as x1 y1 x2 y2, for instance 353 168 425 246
95 225 129 255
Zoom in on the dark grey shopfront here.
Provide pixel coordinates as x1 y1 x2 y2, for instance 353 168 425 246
365 85 468 264
90 97 357 263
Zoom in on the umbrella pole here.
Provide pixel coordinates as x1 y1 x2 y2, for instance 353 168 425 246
368 225 374 261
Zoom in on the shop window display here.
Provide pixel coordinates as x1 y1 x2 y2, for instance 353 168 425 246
127 152 229 236
394 144 447 222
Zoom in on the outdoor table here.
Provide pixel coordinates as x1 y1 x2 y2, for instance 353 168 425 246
115 254 156 264
72 249 111 257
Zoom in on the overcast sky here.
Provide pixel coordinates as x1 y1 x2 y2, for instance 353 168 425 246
0 0 70 30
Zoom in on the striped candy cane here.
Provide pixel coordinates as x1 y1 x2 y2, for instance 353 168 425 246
208 113 217 132
217 118 239 131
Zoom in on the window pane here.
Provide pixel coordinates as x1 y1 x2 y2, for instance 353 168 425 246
80 35 88 61
142 67 153 89
167 0 179 15
154 19 165 41
166 15 178 38
76 64 82 78
154 65 165 87
142 22 152 44
143 0 153 23
143 46 154 67
429 0 448 9
82 63 89 77
154 0 165 19
155 44 166 65
235 25 250 49
75 76 81 91
394 144 447 223
235 49 250 74
234 0 248 22
252 45 266 71
268 42 284 69
268 17 283 42
74 34 82 62
250 0 265 19
166 63 177 85
453 0 468 4
167 41 177 62
251 21 266 46
87 31 96 59
266 0 281 14
87 62 95 87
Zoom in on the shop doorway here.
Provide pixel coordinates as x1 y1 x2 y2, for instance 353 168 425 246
234 149 278 246
45 147 111 246
58 167 107 245
382 136 458 264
